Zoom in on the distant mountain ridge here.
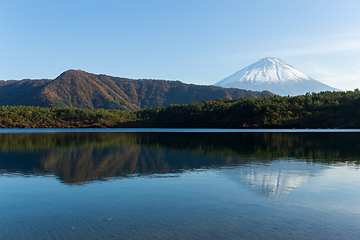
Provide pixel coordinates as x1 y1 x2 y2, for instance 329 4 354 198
214 57 339 96
0 70 274 110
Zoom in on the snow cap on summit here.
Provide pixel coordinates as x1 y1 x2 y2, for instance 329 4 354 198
214 57 339 96
215 57 311 86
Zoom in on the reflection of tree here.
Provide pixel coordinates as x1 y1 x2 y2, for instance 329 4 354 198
0 132 359 184
0 132 139 152
138 132 360 163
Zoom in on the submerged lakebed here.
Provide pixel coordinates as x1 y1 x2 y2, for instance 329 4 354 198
0 129 360 239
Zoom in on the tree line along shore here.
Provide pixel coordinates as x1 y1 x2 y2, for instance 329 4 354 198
0 90 359 129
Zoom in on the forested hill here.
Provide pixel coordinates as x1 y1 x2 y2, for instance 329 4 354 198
0 90 359 129
0 70 274 110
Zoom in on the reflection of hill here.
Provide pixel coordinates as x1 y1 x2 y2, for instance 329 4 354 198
221 160 320 199
43 146 172 183
0 141 233 184
0 132 359 184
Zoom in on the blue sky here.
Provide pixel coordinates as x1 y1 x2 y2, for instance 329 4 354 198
1 0 359 90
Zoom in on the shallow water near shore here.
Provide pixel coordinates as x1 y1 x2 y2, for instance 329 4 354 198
1 130 360 239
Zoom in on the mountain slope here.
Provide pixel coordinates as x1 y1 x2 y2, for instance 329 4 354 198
214 57 339 96
39 70 139 110
0 79 52 106
0 70 275 110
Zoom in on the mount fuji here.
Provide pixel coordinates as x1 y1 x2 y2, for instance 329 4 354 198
214 57 339 96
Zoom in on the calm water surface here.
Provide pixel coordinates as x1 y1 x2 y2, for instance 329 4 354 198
0 130 360 239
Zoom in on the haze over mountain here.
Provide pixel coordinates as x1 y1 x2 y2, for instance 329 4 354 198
0 70 274 110
214 58 340 96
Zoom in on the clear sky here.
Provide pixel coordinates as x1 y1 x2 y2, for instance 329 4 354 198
1 0 359 90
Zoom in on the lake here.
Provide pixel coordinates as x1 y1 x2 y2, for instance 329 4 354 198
1 129 360 239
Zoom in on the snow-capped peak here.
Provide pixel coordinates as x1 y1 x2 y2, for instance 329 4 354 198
215 57 311 86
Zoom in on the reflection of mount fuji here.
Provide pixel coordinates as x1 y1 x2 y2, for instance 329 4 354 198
221 160 322 199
